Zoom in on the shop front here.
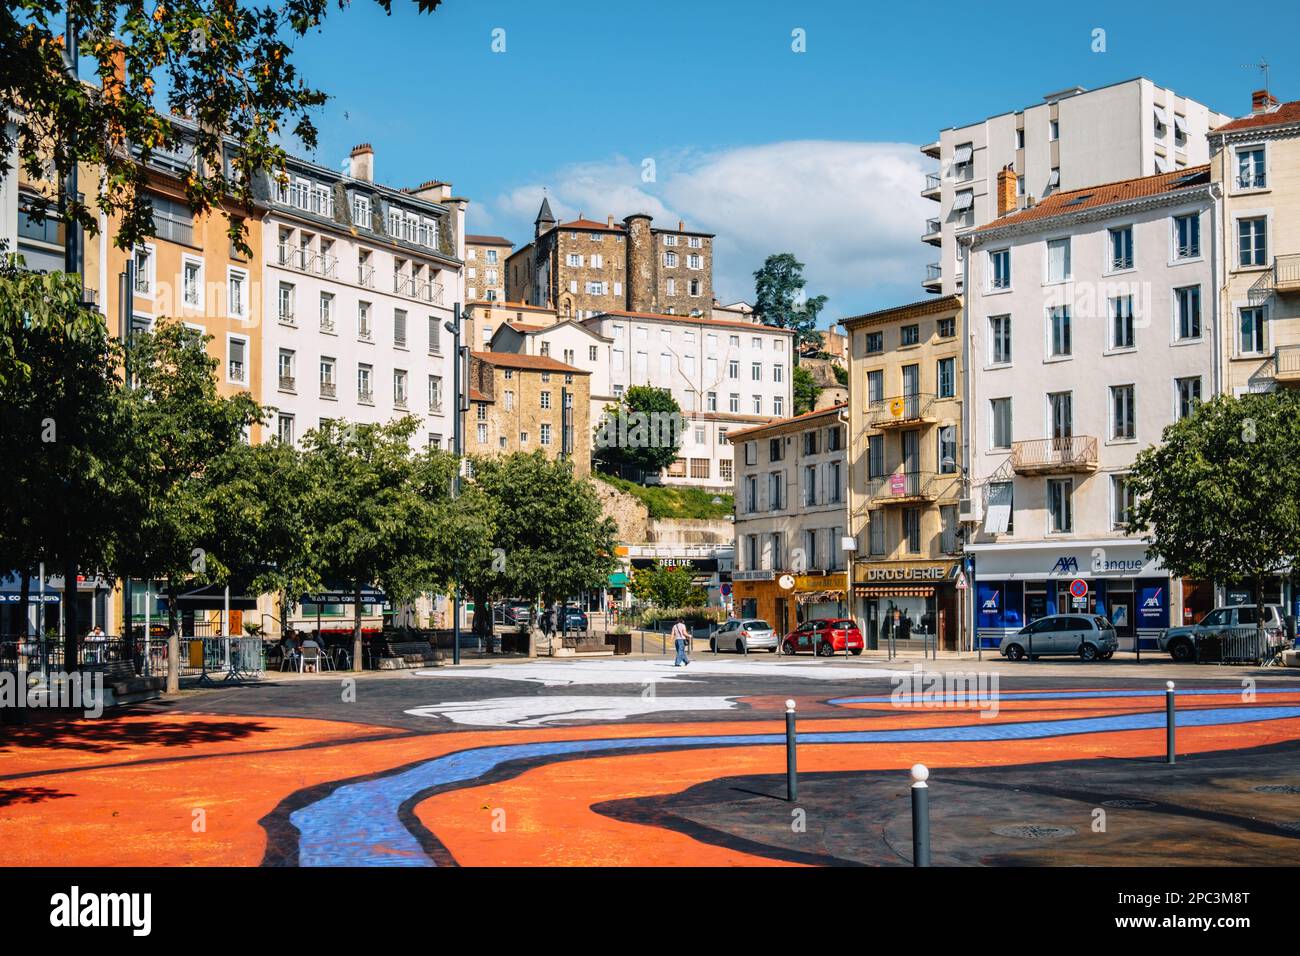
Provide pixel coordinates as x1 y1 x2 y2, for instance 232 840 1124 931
732 570 791 636
853 560 962 650
969 542 1173 652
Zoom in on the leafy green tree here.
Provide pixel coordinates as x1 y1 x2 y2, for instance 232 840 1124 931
1126 392 1300 645
300 417 438 669
467 453 617 641
0 266 105 389
114 320 262 689
792 365 819 416
0 274 126 659
4 0 443 253
629 561 704 609
593 385 684 479
199 439 322 633
832 363 848 386
753 252 827 351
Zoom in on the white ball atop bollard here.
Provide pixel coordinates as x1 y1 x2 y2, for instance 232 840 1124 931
785 698 796 713
1166 680 1176 691
911 763 929 786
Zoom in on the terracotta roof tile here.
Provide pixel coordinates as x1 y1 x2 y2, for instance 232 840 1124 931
727 403 847 440
471 351 589 374
465 234 514 246
468 388 493 403
972 166 1210 235
1212 101 1300 134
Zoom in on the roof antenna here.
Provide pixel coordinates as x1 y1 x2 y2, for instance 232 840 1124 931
1243 57 1270 96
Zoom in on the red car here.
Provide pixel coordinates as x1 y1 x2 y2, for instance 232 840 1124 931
781 618 865 656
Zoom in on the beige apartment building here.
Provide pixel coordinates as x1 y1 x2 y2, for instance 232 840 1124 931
1209 91 1300 396
464 233 512 303
465 352 592 476
730 403 850 636
841 295 966 650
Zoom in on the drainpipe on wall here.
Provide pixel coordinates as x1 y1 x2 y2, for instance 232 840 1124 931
1209 182 1223 398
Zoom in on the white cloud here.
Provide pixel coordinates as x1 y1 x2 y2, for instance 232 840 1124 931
472 141 934 318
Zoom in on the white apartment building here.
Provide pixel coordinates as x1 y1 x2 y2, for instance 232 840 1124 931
960 166 1217 654
488 317 617 450
581 309 794 490
261 144 464 452
923 78 1229 297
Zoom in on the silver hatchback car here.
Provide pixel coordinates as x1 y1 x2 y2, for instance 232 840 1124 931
710 618 778 653
1000 614 1119 662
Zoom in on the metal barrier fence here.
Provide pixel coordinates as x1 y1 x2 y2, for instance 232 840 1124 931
1194 627 1279 664
0 635 265 681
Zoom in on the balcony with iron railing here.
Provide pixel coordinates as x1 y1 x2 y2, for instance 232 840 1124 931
228 361 245 383
867 470 936 504
1236 172 1267 191
869 392 936 428
922 173 942 199
1274 254 1300 294
358 265 375 289
394 393 408 409
1275 344 1300 385
319 315 335 334
358 389 374 405
278 308 296 327
923 262 942 289
1010 436 1099 475
393 273 446 305
923 218 942 245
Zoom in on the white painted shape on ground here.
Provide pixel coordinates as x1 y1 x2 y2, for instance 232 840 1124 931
411 658 901 687
405 695 741 727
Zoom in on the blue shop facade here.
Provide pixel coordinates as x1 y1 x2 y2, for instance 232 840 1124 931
967 541 1174 652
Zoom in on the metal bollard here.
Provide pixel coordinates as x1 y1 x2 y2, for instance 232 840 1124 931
1166 680 1176 764
911 763 931 866
785 699 798 802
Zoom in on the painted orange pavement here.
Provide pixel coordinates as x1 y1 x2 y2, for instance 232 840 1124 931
2 690 1299 866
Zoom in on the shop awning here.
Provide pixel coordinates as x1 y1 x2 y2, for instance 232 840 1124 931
172 585 258 610
608 572 629 588
855 585 936 598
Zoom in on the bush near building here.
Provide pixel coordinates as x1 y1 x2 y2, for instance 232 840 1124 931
595 473 733 520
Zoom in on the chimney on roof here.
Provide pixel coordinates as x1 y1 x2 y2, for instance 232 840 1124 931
677 220 684 232
1251 89 1279 114
996 165 1017 217
350 143 374 183
607 214 614 227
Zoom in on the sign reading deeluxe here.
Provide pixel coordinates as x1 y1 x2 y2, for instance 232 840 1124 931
49 886 151 937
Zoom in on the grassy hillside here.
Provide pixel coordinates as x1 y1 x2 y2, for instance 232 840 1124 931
595 472 735 520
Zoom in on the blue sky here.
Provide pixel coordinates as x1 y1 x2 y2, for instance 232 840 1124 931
283 0 1299 320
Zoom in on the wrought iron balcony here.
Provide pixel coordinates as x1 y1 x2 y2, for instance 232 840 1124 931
867 470 936 504
869 392 936 428
1010 436 1098 475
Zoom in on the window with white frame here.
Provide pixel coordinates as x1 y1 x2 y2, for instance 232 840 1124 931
663 251 677 267
753 395 763 414
687 253 701 269
773 395 784 416
539 423 552 446
357 363 373 402
1047 478 1073 533
132 245 155 296
1108 226 1134 271
1174 286 1201 340
1235 146 1266 190
227 334 248 384
277 348 294 389
1239 306 1267 355
1175 376 1201 420
1238 217 1268 267
428 374 443 411
1111 474 1136 530
227 267 248 319
990 398 1012 450
1111 384 1136 440
1048 306 1072 358
352 194 370 226
1046 238 1071 282
319 292 335 331
1111 295 1135 350
357 301 371 340
393 369 408 407
319 357 336 396
989 314 1012 365
277 413 294 446
729 393 740 413
1173 213 1200 259
182 258 203 308
990 248 1011 289
393 309 407 348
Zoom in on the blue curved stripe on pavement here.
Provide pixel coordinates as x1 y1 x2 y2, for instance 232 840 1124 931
827 687 1300 706
289 703 1300 867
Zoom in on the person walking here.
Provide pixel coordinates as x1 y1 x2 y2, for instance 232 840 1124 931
671 617 691 667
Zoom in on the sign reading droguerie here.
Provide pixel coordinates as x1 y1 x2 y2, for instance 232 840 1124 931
858 563 958 583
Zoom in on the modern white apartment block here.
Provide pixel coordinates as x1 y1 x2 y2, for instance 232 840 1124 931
1208 92 1300 396
960 166 1216 652
922 78 1229 297
260 144 465 452
580 309 794 489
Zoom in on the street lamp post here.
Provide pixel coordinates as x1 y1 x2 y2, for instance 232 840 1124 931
444 306 467 665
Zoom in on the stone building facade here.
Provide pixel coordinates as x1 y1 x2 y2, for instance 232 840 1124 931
506 199 714 319
464 351 592 476
464 233 512 303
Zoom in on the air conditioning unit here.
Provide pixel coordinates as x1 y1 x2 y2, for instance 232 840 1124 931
958 496 980 524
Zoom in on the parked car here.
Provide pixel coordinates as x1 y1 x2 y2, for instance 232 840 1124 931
1000 614 1118 661
710 619 778 653
560 606 588 631
781 618 865 656
495 601 533 627
1158 604 1288 662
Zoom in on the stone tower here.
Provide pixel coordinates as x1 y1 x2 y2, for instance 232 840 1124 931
623 212 655 313
534 196 556 238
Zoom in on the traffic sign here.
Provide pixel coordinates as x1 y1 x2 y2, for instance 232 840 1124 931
955 572 968 590
1069 578 1088 599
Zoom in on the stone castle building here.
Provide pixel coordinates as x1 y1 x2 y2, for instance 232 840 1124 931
506 199 714 319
